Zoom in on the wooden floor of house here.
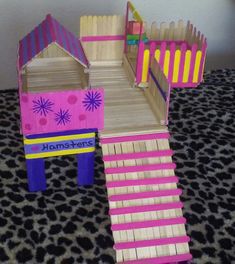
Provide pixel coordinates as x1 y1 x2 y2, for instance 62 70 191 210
90 64 166 137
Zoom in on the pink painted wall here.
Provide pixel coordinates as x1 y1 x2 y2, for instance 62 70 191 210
20 88 104 135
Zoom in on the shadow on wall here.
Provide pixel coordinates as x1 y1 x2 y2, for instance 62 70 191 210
206 53 235 70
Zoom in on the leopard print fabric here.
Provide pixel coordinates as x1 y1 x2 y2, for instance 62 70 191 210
0 69 234 264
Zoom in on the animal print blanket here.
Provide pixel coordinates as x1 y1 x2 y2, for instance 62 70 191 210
0 69 234 264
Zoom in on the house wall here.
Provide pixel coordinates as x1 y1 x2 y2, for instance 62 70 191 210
0 0 234 90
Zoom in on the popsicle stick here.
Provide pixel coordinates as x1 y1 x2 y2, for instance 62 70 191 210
104 143 124 263
121 142 137 261
133 141 157 259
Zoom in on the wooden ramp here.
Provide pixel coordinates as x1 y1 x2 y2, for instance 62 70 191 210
100 131 192 263
91 63 191 263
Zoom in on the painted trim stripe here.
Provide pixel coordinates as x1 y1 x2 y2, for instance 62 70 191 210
171 82 199 87
30 29 36 59
26 31 32 62
109 201 183 215
148 40 192 49
149 69 167 101
38 22 44 52
114 235 190 250
117 253 192 264
112 217 186 231
100 132 170 144
103 149 173 162
24 133 95 144
109 189 182 202
81 35 125 42
25 147 95 159
26 129 96 139
105 162 176 174
106 176 178 188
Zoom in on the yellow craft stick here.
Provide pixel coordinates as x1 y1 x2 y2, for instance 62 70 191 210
128 1 143 22
142 49 150 82
172 50 181 83
183 50 191 83
163 50 170 77
24 133 95 144
193 51 202 83
155 49 160 62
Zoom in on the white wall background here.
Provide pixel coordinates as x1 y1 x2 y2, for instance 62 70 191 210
0 0 235 90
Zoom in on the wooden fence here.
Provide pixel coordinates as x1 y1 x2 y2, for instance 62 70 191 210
80 15 125 62
144 58 171 125
135 20 207 87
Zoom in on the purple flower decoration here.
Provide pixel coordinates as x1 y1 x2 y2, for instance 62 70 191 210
82 91 102 112
55 109 71 125
32 97 54 116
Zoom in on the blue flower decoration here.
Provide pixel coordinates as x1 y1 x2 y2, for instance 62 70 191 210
32 97 54 116
82 91 102 112
55 109 71 125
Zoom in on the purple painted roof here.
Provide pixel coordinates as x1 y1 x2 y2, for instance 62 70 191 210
18 14 89 69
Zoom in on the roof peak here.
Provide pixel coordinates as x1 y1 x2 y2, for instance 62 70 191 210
18 14 89 69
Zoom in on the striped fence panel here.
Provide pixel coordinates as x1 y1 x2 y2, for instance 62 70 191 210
135 20 207 88
137 41 207 87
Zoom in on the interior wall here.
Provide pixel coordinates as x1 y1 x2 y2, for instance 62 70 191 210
0 0 234 90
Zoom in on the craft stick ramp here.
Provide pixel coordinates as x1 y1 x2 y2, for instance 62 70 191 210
90 61 192 263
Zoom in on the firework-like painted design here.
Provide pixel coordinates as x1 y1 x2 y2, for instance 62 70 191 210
32 97 54 116
55 109 71 125
82 91 102 112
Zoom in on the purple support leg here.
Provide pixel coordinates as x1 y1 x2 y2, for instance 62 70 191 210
26 158 46 192
77 152 94 186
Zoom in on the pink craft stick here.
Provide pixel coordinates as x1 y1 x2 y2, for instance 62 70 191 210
34 26 40 54
110 201 183 215
178 43 187 84
114 235 190 250
41 19 49 48
106 176 178 188
47 14 56 41
26 32 32 62
81 35 125 42
171 82 199 88
101 132 170 144
159 42 167 68
149 40 187 45
188 43 198 82
168 42 176 84
103 149 173 162
54 17 62 47
105 162 176 174
109 189 182 202
117 253 192 264
111 216 186 231
63 26 72 53
150 42 156 58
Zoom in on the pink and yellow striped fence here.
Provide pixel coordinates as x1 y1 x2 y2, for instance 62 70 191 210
136 40 207 87
134 20 207 88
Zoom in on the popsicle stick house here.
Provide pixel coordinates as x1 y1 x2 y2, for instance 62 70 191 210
18 2 207 263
